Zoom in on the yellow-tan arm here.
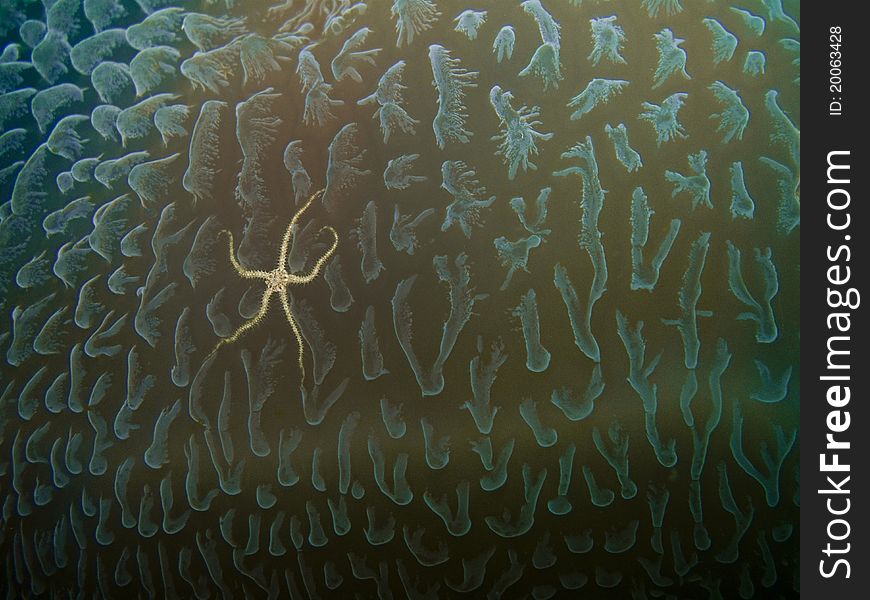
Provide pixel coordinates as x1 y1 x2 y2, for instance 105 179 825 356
291 226 338 284
222 230 269 279
279 189 325 267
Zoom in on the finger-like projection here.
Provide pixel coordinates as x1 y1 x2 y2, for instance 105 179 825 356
453 10 486 40
729 161 755 220
761 0 799 31
31 83 86 134
234 88 284 266
84 0 125 33
129 46 180 97
726 241 780 343
662 232 712 369
46 114 89 161
391 0 440 47
492 26 515 62
510 187 551 237
616 310 676 467
665 150 712 210
593 422 637 500
639 92 689 146
730 400 797 507
652 28 690 88
8 293 56 367
568 78 629 121
630 187 681 291
429 44 477 149
181 13 247 52
125 7 185 50
489 85 553 180
553 136 607 363
392 254 488 396
183 100 228 204
16 250 52 289
643 0 684 18
331 27 380 82
239 34 296 86
550 364 603 423
351 200 386 283
94 151 150 189
117 93 178 146
90 61 133 105
31 29 72 83
18 20 46 48
588 16 626 65
128 153 181 211
765 89 800 169
358 60 418 143
70 29 128 76
180 43 241 93
743 50 766 76
55 171 74 194
90 104 121 142
485 465 547 538
751 359 792 404
494 235 541 291
296 45 344 126
605 123 642 172
1 87 37 133
519 41 563 91
709 81 749 143
152 104 188 147
440 160 495 237
464 338 507 435
760 156 799 234
731 7 766 36
283 140 313 203
384 153 427 190
512 289 550 373
324 256 354 313
323 123 370 213
704 18 738 65
0 127 27 165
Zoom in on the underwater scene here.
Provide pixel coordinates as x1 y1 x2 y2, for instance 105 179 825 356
0 0 800 597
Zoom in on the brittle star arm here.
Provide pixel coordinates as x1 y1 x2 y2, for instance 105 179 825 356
290 226 339 284
279 189 325 268
279 288 307 382
222 230 271 279
210 289 274 355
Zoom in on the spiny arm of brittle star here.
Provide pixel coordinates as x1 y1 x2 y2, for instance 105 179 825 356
279 188 325 268
221 230 270 279
289 226 339 284
209 289 274 355
279 289 306 382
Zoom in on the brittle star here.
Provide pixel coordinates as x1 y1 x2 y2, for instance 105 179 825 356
209 189 338 382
